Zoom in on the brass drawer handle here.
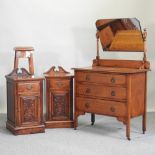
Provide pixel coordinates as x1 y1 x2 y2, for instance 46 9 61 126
111 77 116 83
85 88 91 94
56 82 63 88
110 107 115 112
85 75 90 81
85 102 90 108
111 91 116 96
26 84 32 90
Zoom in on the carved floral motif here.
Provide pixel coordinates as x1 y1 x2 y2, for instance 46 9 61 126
22 97 36 122
53 94 66 116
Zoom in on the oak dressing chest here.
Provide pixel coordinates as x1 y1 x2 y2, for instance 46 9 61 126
73 18 150 140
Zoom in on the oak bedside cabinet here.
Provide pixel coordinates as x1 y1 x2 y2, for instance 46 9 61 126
6 68 45 135
6 47 45 135
73 18 150 140
44 66 74 128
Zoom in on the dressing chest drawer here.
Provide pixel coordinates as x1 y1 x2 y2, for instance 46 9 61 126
76 72 126 86
76 84 126 100
76 97 126 117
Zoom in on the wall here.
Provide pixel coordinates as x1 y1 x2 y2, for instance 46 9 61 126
0 0 154 113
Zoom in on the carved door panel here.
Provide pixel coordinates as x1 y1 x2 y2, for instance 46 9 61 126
18 95 40 126
50 91 70 121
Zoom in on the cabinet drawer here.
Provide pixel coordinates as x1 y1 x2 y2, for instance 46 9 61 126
50 79 70 90
76 72 126 85
76 84 126 100
76 97 126 117
18 82 40 93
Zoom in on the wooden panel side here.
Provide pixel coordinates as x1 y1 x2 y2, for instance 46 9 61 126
6 80 15 125
39 80 44 124
46 79 51 120
69 78 73 120
130 73 145 117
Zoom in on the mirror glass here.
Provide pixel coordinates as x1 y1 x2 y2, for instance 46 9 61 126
96 18 144 52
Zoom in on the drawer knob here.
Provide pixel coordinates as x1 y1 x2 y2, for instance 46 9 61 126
85 75 90 81
110 107 115 112
85 88 91 94
111 77 116 83
26 84 32 90
85 102 90 108
56 82 63 88
111 91 116 96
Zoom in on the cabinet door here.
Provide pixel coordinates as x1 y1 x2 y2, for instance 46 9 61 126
50 91 70 121
17 95 41 126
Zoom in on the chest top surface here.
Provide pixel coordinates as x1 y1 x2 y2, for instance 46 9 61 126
73 66 149 74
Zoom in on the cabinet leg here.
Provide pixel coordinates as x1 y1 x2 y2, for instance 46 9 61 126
142 113 146 134
126 118 131 140
74 113 78 130
91 113 95 125
74 121 77 130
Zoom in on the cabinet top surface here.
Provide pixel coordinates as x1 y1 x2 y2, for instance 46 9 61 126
73 66 149 74
6 76 44 81
44 74 74 78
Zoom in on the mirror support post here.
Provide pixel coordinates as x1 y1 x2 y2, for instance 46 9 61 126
96 31 100 61
143 28 147 62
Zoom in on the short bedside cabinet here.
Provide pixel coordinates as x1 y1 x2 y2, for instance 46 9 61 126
44 66 74 128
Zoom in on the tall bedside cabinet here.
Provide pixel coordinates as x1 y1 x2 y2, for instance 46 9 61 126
6 68 45 135
44 66 74 128
6 47 45 135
